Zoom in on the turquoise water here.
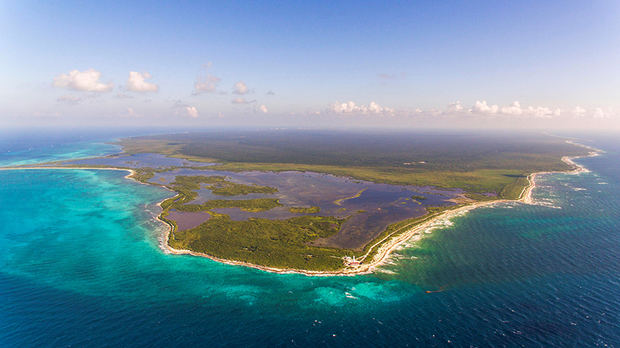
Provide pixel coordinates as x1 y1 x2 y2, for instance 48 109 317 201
0 134 618 346
0 132 120 167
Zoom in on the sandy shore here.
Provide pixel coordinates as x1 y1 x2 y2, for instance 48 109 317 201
157 141 602 277
3 141 602 277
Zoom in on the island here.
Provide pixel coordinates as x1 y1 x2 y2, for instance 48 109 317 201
6 130 598 275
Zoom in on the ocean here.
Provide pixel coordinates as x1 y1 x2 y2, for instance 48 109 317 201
0 131 618 347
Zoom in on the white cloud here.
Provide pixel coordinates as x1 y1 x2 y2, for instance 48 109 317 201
593 107 610 119
469 100 560 118
568 106 614 119
53 69 113 92
173 100 199 118
233 81 249 95
331 101 394 114
258 104 268 113
573 106 586 117
500 101 523 115
127 71 158 92
125 107 144 117
472 100 499 114
525 106 557 118
185 106 199 118
447 101 464 112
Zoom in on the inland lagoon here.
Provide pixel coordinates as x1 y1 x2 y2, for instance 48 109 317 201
0 131 618 346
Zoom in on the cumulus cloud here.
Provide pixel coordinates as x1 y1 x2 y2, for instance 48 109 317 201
567 106 614 119
258 104 268 113
233 81 249 95
185 106 199 118
573 106 587 117
53 69 113 92
396 100 617 125
232 97 255 104
126 71 158 92
593 107 612 119
472 100 499 114
525 106 559 118
173 100 199 118
500 101 523 115
447 101 464 112
331 101 394 114
469 100 562 118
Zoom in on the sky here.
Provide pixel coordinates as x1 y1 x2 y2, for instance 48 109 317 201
1 0 619 130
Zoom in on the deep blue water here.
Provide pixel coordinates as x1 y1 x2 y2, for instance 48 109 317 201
0 132 618 347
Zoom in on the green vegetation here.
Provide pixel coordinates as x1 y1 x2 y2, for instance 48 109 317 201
207 165 530 198
172 175 277 196
334 189 366 206
118 131 587 199
166 175 278 203
113 130 591 271
289 206 321 214
178 198 282 212
207 181 278 196
119 130 585 169
169 215 348 270
499 175 530 200
131 168 156 182
358 205 455 262
159 174 348 270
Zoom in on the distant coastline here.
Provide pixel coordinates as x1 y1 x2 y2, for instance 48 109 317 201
1 141 601 277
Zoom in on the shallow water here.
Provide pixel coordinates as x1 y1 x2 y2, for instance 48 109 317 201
0 133 618 346
68 152 213 168
153 169 459 248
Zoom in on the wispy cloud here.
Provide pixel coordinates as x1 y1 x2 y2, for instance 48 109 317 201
232 97 255 104
194 62 221 94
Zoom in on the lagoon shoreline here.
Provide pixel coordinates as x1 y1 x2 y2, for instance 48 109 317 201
0 142 601 277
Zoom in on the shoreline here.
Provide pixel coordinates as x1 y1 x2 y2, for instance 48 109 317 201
2 142 601 277
157 142 601 277
0 166 142 184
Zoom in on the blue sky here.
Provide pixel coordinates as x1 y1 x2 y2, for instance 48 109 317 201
1 0 619 129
